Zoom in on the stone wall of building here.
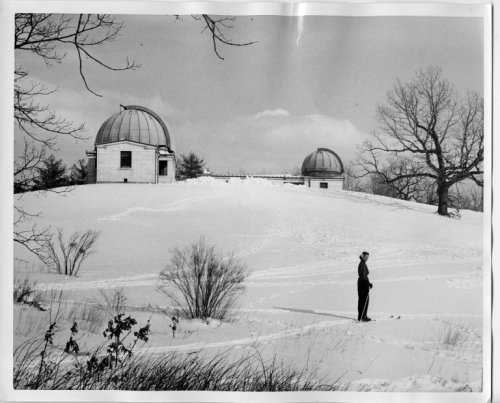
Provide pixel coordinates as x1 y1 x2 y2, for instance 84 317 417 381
158 155 176 183
87 155 97 184
305 177 344 191
96 142 157 183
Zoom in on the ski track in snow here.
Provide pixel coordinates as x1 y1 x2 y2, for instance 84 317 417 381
135 312 482 361
98 195 216 221
35 263 481 290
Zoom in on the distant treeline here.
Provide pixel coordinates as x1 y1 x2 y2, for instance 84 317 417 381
14 154 88 193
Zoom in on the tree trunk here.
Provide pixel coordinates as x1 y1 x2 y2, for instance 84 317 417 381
437 184 449 216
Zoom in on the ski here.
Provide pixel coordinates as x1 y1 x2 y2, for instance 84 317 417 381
354 315 401 323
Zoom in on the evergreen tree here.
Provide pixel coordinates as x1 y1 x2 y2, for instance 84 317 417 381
36 154 68 190
177 152 205 179
70 159 88 185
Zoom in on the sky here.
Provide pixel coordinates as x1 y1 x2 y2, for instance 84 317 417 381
14 13 485 174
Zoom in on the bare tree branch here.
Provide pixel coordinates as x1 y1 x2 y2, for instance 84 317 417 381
194 15 257 60
15 14 139 96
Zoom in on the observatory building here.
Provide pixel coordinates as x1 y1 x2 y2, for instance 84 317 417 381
301 148 344 190
208 147 345 191
85 106 344 191
86 105 175 184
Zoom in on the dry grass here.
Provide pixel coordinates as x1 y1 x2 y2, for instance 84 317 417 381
65 302 108 334
434 321 482 352
13 282 346 391
14 305 51 338
13 307 343 391
14 345 341 391
438 325 463 346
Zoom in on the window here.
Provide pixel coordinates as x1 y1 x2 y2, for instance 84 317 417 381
120 151 132 168
159 160 168 176
320 182 328 189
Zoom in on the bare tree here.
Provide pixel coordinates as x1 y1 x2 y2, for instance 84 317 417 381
13 206 52 257
356 66 484 216
448 182 483 212
343 165 366 192
468 185 484 212
14 69 86 148
14 140 47 194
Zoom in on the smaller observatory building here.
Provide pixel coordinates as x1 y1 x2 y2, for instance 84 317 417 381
87 105 175 184
301 148 344 190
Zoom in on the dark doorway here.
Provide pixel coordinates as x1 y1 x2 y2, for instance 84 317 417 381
159 160 168 176
320 182 328 189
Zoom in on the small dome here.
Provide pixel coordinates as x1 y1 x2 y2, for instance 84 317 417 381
302 148 344 177
95 105 174 151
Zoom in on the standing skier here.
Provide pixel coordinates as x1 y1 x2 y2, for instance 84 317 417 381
357 251 373 322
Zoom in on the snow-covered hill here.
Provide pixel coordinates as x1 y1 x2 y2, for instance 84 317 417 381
13 178 485 392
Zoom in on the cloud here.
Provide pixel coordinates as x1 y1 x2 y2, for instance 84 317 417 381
174 112 369 175
254 109 290 119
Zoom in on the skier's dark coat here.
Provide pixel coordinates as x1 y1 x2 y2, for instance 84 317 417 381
358 259 369 280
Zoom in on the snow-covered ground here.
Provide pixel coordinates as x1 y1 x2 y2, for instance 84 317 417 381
13 178 485 392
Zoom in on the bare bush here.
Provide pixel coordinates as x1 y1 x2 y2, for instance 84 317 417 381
98 288 127 316
39 228 100 276
158 238 247 320
13 276 51 312
14 277 39 304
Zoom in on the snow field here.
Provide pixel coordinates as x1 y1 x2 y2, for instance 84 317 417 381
13 179 484 391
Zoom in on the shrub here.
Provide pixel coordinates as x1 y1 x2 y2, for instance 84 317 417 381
39 228 100 276
158 238 247 320
14 311 151 389
101 314 151 369
13 276 50 311
14 277 39 304
98 287 127 317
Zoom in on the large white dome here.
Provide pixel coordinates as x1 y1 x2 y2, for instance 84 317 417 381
95 105 174 151
301 148 344 177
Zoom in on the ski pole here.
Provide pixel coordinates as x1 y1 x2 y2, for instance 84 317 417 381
360 288 369 320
